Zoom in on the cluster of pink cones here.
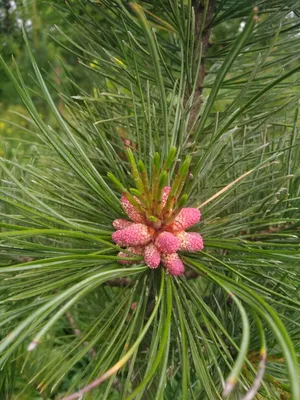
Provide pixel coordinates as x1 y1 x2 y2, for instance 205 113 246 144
112 186 203 275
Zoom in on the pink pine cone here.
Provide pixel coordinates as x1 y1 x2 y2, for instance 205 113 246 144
172 208 201 231
155 231 180 254
144 243 161 268
118 246 144 265
113 219 134 230
112 223 154 246
162 253 185 276
176 231 204 252
113 184 203 276
121 195 145 223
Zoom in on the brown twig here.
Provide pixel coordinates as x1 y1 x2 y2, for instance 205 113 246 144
106 277 132 287
187 0 216 131
242 222 299 240
184 269 200 279
65 311 82 337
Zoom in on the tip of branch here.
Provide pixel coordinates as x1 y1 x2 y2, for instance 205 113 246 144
223 378 236 397
28 339 39 351
129 2 139 12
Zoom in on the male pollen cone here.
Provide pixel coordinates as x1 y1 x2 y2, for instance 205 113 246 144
172 208 201 231
162 253 185 276
155 231 180 254
118 246 144 265
121 195 145 223
176 231 204 252
112 223 154 246
113 219 134 230
144 243 161 268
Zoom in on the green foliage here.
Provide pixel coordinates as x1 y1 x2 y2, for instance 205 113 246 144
1 1 300 399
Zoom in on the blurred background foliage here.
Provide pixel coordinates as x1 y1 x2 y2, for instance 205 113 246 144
0 0 96 160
